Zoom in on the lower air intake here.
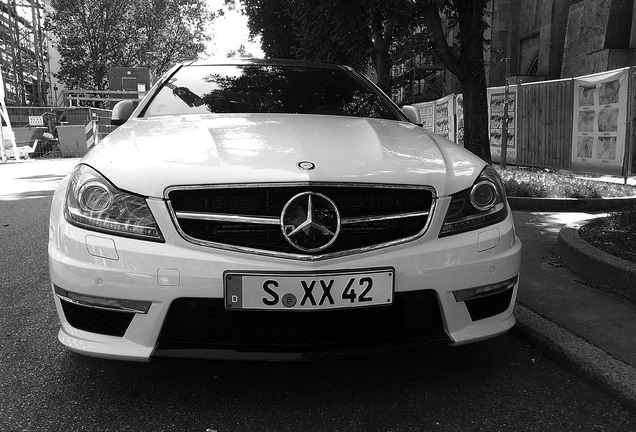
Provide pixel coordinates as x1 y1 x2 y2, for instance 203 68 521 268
60 299 134 337
156 290 450 353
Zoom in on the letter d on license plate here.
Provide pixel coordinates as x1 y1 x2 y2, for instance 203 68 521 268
224 268 394 311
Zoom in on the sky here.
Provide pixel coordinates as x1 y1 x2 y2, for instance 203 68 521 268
205 0 264 58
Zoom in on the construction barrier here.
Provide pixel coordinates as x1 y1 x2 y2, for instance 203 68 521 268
85 120 98 149
56 125 89 157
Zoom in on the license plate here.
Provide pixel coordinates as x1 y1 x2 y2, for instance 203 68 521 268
224 268 394 311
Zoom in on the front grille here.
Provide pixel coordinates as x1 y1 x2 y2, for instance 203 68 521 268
167 184 435 258
60 299 134 337
155 290 450 353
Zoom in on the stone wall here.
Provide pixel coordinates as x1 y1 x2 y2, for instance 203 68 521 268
561 0 635 77
490 0 582 84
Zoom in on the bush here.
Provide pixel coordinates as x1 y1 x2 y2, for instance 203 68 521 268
495 167 636 199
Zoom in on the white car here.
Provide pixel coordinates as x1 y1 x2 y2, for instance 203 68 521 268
48 59 521 361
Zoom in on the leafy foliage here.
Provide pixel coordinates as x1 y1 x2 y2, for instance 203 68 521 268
233 0 493 162
123 0 213 76
422 0 491 163
234 0 425 92
48 0 214 91
196 65 399 118
241 0 296 59
227 45 254 58
496 167 636 198
501 166 636 264
291 0 373 70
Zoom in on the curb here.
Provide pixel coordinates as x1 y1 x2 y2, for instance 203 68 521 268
508 196 636 212
512 200 636 407
556 221 636 302
514 305 636 408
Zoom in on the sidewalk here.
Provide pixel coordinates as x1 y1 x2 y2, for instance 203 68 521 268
0 158 79 199
3 158 636 405
513 210 636 407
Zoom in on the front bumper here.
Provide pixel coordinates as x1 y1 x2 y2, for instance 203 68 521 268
49 194 522 362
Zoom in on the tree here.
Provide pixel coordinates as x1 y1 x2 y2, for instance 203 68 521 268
235 0 492 163
227 44 254 58
123 0 213 76
47 0 128 90
291 1 372 73
423 0 492 163
236 0 424 93
240 0 297 59
48 0 213 91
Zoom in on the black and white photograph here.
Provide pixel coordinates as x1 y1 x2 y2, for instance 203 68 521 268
2 1 636 431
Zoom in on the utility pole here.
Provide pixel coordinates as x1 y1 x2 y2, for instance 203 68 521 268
500 0 514 170
501 57 510 170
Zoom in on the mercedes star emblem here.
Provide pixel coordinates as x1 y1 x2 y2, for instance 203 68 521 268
280 192 340 252
297 161 316 170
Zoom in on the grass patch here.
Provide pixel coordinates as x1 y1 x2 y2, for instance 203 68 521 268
495 166 636 198
496 166 636 264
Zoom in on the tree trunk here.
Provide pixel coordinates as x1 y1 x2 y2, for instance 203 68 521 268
374 48 390 93
422 1 492 165
459 71 491 164
371 11 392 94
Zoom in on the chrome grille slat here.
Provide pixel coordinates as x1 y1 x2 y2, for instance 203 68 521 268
167 183 436 260
175 211 280 225
342 210 430 225
174 210 430 226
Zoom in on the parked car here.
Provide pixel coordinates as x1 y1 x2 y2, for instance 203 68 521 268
48 58 521 361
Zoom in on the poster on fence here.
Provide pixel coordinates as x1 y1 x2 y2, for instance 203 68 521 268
413 101 435 133
455 94 464 147
488 86 517 164
571 68 628 175
434 94 455 142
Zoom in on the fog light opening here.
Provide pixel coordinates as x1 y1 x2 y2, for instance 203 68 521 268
54 285 151 314
453 276 518 303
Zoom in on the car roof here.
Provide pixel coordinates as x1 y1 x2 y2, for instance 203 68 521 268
184 58 347 70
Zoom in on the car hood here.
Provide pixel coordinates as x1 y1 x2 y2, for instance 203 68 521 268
82 114 486 198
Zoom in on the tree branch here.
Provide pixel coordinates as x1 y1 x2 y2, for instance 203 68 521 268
422 3 467 80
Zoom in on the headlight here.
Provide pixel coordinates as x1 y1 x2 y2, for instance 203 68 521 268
440 166 508 237
64 164 164 242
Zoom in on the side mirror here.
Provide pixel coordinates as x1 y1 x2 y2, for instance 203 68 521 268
401 105 422 126
111 100 135 126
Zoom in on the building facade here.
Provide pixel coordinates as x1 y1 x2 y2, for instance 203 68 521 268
392 0 636 105
490 0 636 85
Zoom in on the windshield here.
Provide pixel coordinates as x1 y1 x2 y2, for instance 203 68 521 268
142 64 401 120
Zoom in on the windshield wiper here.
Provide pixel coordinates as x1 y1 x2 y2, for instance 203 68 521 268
165 82 205 107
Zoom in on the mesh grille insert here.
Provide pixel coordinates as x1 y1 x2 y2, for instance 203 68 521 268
168 184 434 257
465 289 514 321
156 290 449 353
60 300 134 337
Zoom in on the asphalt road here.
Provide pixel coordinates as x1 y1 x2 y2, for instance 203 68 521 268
3 190 636 431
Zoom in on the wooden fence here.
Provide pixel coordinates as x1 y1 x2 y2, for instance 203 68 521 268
516 79 574 170
420 67 636 177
